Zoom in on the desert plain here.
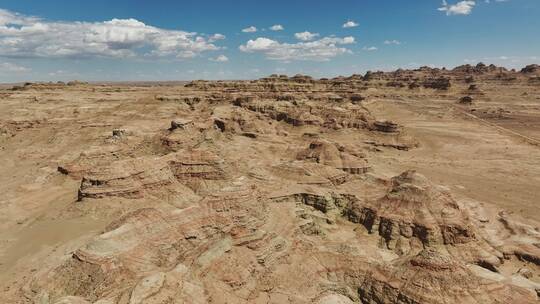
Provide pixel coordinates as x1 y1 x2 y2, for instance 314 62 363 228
0 63 540 303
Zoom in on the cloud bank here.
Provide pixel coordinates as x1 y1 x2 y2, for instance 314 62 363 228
294 31 320 41
242 26 257 33
269 24 284 31
209 54 229 62
0 9 223 59
342 21 359 28
239 36 355 61
438 1 476 15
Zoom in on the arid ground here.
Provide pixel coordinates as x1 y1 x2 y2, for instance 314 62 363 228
1 63 540 304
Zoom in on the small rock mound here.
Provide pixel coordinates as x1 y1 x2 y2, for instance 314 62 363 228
459 96 474 104
169 119 193 131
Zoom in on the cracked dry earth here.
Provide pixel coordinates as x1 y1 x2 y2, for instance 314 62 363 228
1 64 540 304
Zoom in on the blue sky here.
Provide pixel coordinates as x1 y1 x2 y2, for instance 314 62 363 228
0 0 538 82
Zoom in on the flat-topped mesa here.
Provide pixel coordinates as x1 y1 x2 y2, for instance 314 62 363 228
72 149 225 200
77 156 175 200
268 161 351 187
338 153 371 174
167 149 225 181
297 140 370 174
371 120 401 133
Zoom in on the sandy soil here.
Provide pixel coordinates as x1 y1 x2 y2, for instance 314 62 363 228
0 71 539 303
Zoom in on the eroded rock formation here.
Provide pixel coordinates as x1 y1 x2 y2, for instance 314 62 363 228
1 64 540 304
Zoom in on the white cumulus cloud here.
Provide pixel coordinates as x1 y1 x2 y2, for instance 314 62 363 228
209 55 229 62
239 36 355 61
384 40 401 45
342 20 359 28
209 33 226 42
438 1 476 15
294 31 320 41
269 24 284 31
242 26 257 33
0 9 222 59
362 46 378 51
